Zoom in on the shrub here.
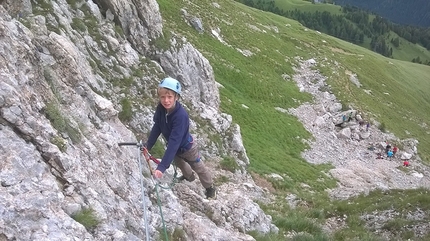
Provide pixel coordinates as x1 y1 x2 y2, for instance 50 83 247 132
378 122 386 133
45 102 67 131
44 102 82 144
171 227 187 241
248 230 285 241
118 98 133 122
214 175 229 185
51 135 67 152
72 208 99 230
71 18 86 32
219 156 239 173
151 31 172 51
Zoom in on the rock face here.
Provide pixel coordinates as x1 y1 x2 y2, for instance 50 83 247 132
0 1 274 240
92 0 163 54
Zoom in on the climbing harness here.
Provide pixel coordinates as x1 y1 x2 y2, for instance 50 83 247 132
118 141 179 241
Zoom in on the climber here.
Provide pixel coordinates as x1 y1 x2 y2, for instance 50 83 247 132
387 149 394 159
385 142 391 154
393 146 398 156
347 112 353 122
144 77 216 199
342 115 347 122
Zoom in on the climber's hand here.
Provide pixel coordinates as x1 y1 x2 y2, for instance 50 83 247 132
153 170 163 179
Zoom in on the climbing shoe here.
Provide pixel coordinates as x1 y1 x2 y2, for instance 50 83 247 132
177 172 196 182
205 185 217 199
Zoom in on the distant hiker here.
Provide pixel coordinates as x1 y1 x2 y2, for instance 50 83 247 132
366 122 370 131
376 153 384 159
385 142 391 154
403 161 410 167
144 77 216 199
387 150 394 159
348 112 353 122
342 115 347 122
393 146 398 156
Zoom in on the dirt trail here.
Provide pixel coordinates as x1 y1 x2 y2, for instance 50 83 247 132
289 59 430 199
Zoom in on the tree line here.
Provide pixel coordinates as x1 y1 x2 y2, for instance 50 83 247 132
237 0 430 65
334 0 430 28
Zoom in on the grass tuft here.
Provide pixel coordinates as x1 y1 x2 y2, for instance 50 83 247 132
72 208 99 230
219 156 240 173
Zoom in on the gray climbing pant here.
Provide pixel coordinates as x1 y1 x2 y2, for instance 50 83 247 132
174 142 213 188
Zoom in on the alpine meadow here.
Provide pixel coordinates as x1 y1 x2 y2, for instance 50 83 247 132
157 0 430 240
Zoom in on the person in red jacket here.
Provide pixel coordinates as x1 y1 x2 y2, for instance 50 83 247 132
145 77 216 199
393 146 398 156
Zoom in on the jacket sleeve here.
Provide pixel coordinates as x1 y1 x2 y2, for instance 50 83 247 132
146 105 161 150
156 112 188 173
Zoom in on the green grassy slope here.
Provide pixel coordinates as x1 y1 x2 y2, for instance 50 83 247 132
393 37 430 62
160 1 337 188
157 0 430 239
261 0 430 63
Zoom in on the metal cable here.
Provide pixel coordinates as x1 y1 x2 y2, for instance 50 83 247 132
137 143 150 241
119 141 179 241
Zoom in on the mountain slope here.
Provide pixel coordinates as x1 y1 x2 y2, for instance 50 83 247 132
158 0 430 171
1 0 430 240
242 0 430 64
158 0 430 239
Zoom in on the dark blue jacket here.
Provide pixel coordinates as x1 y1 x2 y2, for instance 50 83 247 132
146 101 193 173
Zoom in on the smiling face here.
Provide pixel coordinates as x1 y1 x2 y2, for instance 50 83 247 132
158 88 178 112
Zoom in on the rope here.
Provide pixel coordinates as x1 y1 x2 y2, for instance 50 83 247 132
154 182 169 241
151 161 180 241
148 173 177 241
142 147 180 241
